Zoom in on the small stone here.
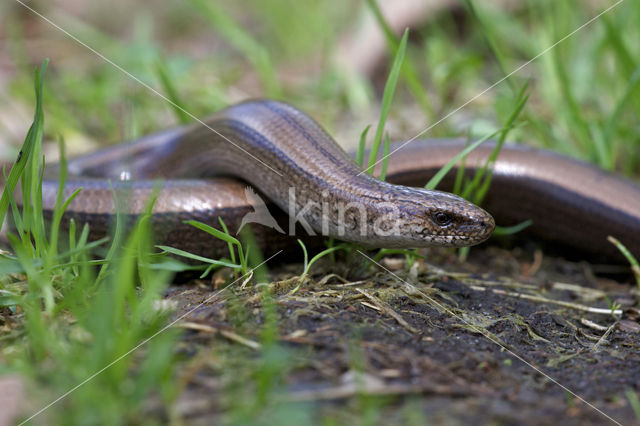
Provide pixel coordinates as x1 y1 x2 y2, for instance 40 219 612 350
617 320 640 333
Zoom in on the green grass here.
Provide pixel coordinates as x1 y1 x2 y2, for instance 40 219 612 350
2 62 300 425
608 236 640 289
158 218 249 279
289 239 347 294
365 28 408 175
2 0 640 424
5 1 639 169
2 61 180 424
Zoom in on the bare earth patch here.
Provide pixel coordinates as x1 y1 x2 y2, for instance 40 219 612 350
160 246 640 425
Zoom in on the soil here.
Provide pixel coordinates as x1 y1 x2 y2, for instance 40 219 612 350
160 244 640 425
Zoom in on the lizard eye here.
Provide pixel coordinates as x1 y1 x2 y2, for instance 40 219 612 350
433 211 452 227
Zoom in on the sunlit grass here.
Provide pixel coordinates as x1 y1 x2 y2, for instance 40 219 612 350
2 61 180 424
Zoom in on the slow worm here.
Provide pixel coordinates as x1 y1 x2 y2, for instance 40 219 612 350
37 100 640 261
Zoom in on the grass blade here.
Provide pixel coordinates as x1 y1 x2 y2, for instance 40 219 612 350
185 219 241 246
155 60 191 124
365 0 433 116
607 236 640 288
365 29 408 174
0 59 48 226
424 131 497 190
356 124 371 168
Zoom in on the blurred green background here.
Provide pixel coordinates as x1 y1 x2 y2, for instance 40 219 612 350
1 0 638 172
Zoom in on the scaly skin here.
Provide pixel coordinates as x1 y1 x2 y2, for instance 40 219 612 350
38 100 495 257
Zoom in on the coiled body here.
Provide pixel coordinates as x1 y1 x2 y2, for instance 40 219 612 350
39 100 640 261
41 101 494 258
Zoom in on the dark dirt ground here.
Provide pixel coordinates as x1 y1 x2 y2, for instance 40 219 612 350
159 244 640 425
